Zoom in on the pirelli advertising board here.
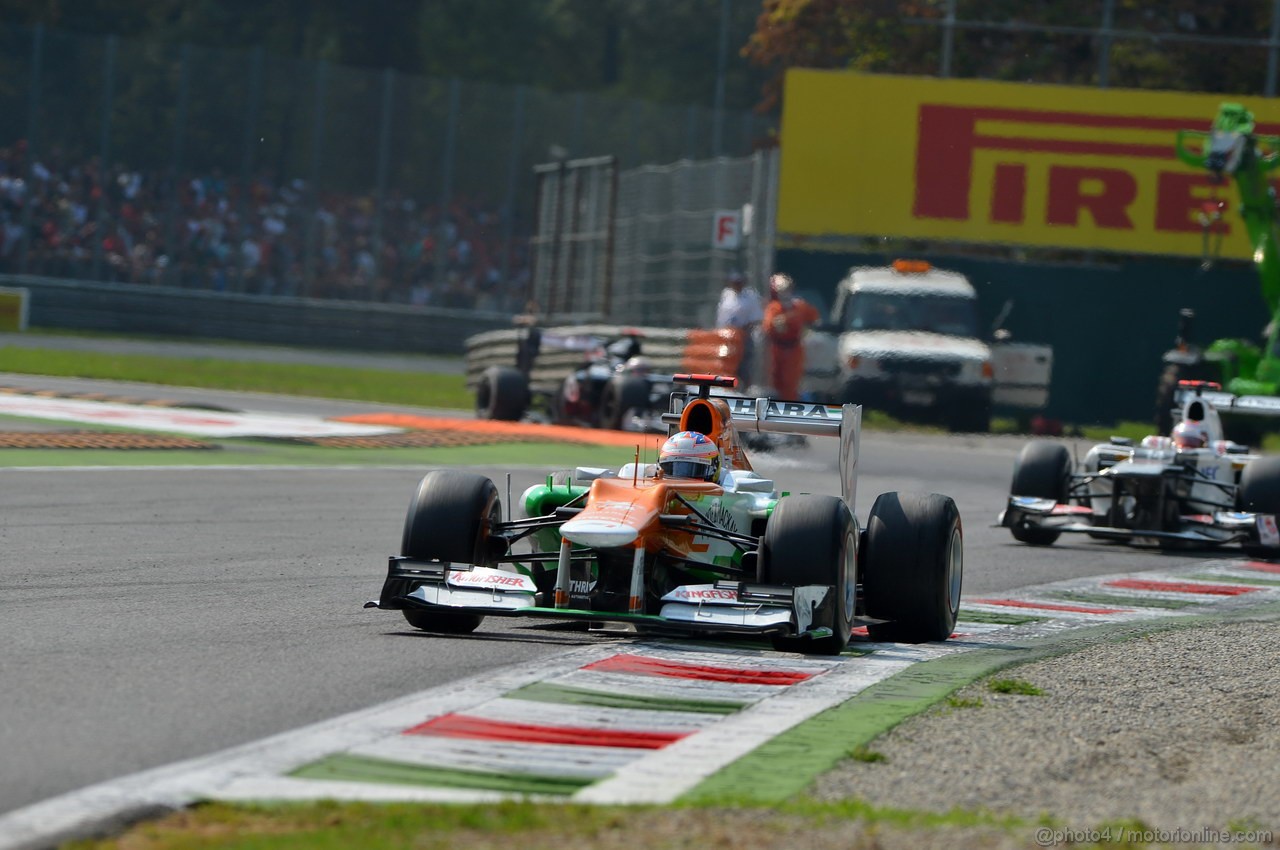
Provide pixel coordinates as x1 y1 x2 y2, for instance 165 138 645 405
778 70 1280 258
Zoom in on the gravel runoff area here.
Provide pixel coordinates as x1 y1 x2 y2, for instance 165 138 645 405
797 617 1280 849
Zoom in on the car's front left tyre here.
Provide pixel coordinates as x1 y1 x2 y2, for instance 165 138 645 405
1239 456 1280 558
862 492 962 643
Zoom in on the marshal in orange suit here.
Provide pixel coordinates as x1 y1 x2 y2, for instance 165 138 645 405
763 273 820 400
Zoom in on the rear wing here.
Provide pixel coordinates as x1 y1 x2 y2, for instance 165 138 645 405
1173 382 1280 419
662 374 862 514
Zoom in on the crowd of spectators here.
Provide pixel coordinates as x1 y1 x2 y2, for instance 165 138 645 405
0 140 532 313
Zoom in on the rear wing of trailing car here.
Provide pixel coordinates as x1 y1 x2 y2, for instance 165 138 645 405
661 373 861 514
1173 381 1280 420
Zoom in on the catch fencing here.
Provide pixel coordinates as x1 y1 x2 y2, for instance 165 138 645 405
0 22 770 310
529 150 779 328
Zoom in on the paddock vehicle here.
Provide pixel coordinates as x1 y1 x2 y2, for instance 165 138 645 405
1001 382 1280 555
475 330 671 431
368 375 964 654
804 260 1052 433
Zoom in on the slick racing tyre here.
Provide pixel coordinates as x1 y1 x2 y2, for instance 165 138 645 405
945 392 992 434
758 494 857 655
599 375 650 431
1239 456 1280 558
475 365 529 421
399 470 506 634
1008 441 1072 545
862 492 963 643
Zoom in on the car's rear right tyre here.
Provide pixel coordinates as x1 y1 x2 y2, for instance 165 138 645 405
599 375 650 430
475 365 529 421
758 494 857 655
399 470 504 634
862 492 963 643
1008 441 1072 545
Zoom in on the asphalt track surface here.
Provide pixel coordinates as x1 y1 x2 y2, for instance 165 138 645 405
0 372 1228 819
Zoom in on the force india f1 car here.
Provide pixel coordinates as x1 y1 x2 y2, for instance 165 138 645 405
1000 381 1280 555
368 374 964 654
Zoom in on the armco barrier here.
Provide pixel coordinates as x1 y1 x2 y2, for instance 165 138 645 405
1 275 511 355
465 325 747 396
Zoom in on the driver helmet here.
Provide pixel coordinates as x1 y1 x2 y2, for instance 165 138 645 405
770 273 794 302
1172 419 1209 449
658 430 722 481
623 355 652 376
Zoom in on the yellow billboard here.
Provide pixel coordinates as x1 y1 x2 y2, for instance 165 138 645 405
0 287 28 332
777 70 1280 258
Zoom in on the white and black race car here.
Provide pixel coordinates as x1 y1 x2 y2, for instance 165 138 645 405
1000 381 1280 555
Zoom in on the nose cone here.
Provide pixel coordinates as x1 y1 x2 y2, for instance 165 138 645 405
560 517 639 548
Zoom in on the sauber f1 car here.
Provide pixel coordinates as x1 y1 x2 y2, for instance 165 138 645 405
1001 381 1280 554
368 374 965 654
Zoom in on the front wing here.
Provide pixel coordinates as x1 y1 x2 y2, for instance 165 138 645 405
366 557 843 643
999 496 1272 547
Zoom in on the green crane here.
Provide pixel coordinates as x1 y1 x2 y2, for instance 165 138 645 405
1157 103 1280 434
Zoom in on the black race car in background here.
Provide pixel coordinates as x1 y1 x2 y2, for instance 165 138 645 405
475 328 671 431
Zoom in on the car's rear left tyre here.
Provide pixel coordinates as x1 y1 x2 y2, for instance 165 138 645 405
1008 441 1072 545
758 494 857 655
862 492 962 643
946 393 992 433
475 365 529 421
599 375 650 430
1238 456 1280 558
400 470 505 634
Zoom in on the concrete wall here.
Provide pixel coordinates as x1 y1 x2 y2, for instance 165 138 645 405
1 275 513 355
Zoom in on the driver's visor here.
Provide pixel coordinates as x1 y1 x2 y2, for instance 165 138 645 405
660 459 712 480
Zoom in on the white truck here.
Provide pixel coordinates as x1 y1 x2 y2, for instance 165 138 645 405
804 260 1053 432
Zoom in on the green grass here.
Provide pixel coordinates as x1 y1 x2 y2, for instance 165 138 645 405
987 678 1045 696
0 441 634 469
0 346 472 409
848 745 887 763
64 797 1042 850
945 695 984 709
1075 420 1154 443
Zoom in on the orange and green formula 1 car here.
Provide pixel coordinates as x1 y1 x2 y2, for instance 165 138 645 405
367 375 964 654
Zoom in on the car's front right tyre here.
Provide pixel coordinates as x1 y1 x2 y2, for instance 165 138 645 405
1008 441 1072 545
758 494 857 655
398 470 503 634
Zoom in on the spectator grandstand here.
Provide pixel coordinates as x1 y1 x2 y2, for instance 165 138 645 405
0 141 531 313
